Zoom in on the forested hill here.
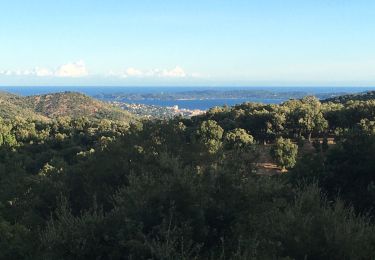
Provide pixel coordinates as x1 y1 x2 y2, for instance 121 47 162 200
323 90 375 103
0 92 48 120
0 91 136 122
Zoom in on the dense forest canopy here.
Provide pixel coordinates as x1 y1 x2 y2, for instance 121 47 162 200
0 91 375 259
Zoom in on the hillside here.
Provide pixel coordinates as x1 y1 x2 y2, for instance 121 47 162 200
0 91 48 120
0 91 137 122
323 91 375 103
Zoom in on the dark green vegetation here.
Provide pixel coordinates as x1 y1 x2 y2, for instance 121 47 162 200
0 91 375 259
270 137 298 170
323 90 375 103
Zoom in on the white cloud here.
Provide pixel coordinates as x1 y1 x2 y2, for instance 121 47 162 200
34 67 53 77
55 60 88 77
125 67 143 77
0 63 199 80
0 61 88 78
0 68 52 77
111 66 192 79
161 66 186 78
0 70 13 76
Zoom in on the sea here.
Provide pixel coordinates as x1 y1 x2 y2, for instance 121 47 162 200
1 86 374 110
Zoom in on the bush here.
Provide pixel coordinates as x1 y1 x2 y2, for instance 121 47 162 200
271 137 298 169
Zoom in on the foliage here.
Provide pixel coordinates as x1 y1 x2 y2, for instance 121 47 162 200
271 137 298 169
0 91 374 258
224 128 254 150
0 91 136 122
195 120 224 155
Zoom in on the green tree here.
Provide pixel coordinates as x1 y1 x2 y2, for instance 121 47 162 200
224 128 254 150
286 96 328 141
0 217 34 259
271 137 298 170
196 120 224 155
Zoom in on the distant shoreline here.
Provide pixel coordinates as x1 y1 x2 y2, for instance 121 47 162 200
1 86 375 110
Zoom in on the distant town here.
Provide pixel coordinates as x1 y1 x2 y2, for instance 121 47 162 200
111 101 205 118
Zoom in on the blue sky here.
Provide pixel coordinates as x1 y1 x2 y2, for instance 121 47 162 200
0 0 375 86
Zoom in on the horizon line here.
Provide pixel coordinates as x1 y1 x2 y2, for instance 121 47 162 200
1 85 375 88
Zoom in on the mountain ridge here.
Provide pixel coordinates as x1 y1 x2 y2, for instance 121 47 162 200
0 91 136 122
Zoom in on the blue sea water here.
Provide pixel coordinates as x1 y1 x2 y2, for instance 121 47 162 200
1 86 374 110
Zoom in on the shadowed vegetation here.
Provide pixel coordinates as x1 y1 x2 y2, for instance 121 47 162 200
0 91 375 259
